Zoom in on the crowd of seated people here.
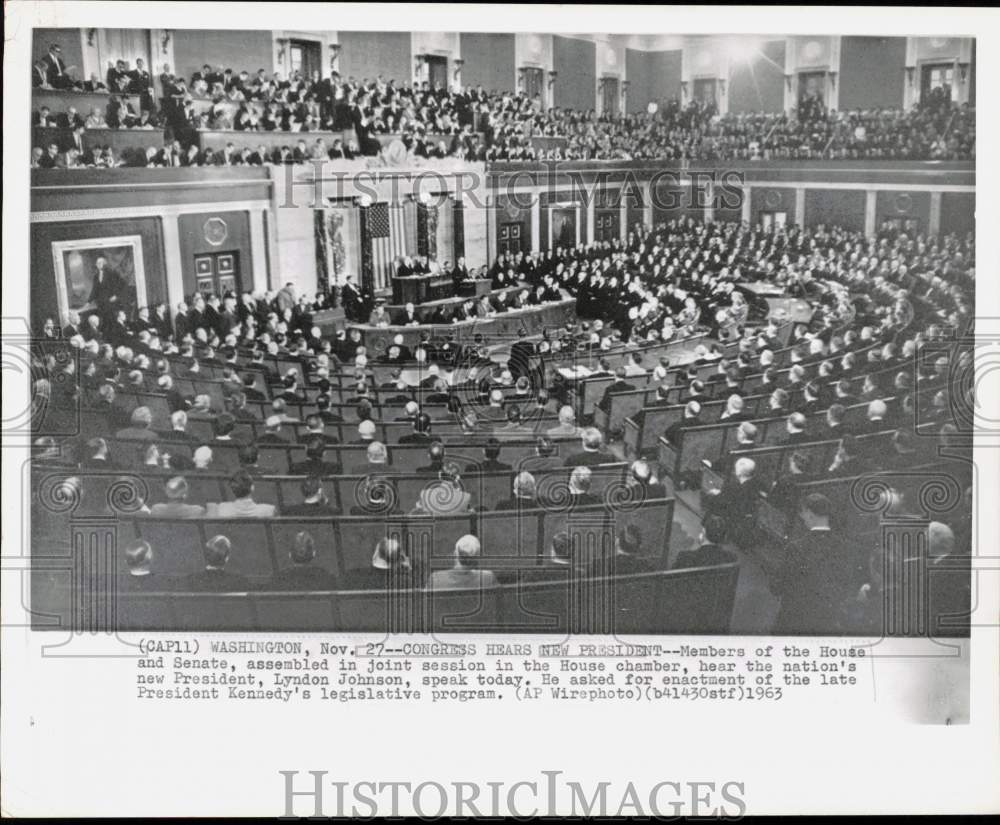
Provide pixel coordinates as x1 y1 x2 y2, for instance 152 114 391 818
30 216 974 634
32 42 975 167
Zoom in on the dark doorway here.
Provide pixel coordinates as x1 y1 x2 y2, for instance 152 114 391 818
693 78 717 104
193 251 242 298
289 39 322 80
595 210 619 242
921 63 954 106
498 222 524 255
601 77 619 117
523 67 544 105
427 55 449 91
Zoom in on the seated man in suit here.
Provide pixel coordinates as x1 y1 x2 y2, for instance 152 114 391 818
283 475 339 516
772 493 863 635
410 462 474 516
591 524 655 577
475 438 512 473
415 441 446 474
496 471 538 510
780 412 811 446
207 470 276 518
495 405 533 440
257 415 290 445
518 436 562 474
429 534 497 591
399 412 434 444
346 536 420 589
556 465 601 509
499 530 583 584
115 406 159 442
598 368 636 414
298 414 340 446
632 385 672 425
80 437 120 470
719 394 750 423
395 302 421 327
289 436 342 476
368 301 392 327
148 476 205 518
118 539 166 593
351 419 378 445
854 399 890 436
627 459 670 500
267 530 337 591
702 457 761 549
673 515 734 570
826 435 877 478
663 401 702 447
563 427 616 467
767 450 817 516
186 534 251 592
349 472 402 517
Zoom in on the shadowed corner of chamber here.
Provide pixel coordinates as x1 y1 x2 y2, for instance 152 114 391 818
2 319 83 441
847 465 983 658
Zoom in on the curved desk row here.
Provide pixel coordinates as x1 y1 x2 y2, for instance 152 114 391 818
349 297 577 350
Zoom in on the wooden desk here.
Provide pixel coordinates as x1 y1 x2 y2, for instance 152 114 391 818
350 296 577 351
392 273 452 305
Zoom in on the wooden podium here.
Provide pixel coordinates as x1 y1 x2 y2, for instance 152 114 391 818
392 273 453 305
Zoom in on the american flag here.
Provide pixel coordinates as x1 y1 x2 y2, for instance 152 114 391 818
369 202 408 291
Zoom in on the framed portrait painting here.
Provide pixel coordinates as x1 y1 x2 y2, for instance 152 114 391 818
51 235 146 322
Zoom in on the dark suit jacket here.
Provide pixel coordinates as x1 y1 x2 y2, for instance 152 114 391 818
563 450 617 467
399 432 433 444
282 502 339 517
288 458 342 476
599 380 636 411
267 565 338 591
673 543 734 570
472 459 512 474
185 568 251 592
773 528 864 634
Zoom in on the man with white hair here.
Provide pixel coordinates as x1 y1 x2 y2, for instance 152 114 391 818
563 427 616 467
719 394 749 422
192 445 214 470
352 419 377 445
855 399 889 436
703 456 761 547
149 476 205 518
546 405 580 438
664 400 702 447
397 302 420 327
346 536 418 589
496 471 537 510
163 409 198 444
558 465 600 507
781 412 810 446
115 406 157 442
429 534 497 591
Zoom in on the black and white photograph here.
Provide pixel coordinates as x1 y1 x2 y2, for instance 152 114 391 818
23 20 978 637
3 3 998 818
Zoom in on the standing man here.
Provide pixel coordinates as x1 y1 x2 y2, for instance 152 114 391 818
88 255 125 325
772 494 865 634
